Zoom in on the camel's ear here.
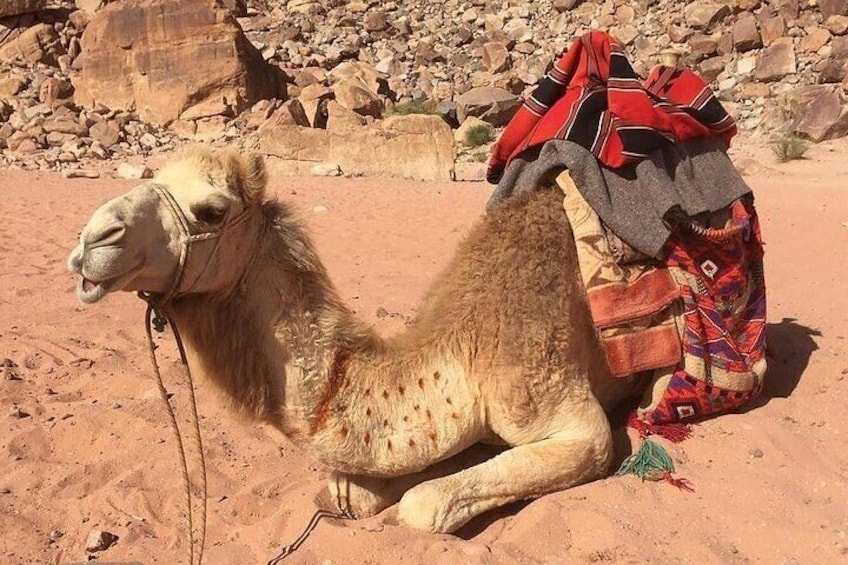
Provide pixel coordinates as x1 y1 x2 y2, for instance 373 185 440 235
225 151 267 203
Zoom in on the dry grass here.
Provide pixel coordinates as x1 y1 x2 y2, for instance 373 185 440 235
771 135 809 162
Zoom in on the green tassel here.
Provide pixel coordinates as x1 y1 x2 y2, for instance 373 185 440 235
615 439 693 491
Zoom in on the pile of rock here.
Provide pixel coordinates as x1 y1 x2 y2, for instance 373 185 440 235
1 0 846 178
0 2 185 170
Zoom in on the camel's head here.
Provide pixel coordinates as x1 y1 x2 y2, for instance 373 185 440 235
68 148 267 304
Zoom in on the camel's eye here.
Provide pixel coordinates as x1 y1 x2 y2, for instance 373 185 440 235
192 204 227 225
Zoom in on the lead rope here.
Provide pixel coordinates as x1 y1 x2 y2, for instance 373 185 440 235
143 300 208 565
267 475 354 564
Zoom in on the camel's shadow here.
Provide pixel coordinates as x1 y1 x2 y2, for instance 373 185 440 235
448 318 821 538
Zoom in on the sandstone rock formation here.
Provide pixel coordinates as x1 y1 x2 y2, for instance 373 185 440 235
74 0 280 126
258 115 455 181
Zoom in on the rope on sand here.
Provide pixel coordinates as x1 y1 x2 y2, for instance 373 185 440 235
143 301 208 565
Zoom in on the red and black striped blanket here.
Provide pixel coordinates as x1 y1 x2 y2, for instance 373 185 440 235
487 30 737 184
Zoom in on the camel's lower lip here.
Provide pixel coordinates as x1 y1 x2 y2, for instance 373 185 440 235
77 276 116 304
76 265 142 304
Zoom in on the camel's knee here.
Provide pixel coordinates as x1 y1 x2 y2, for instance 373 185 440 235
397 481 452 533
561 399 615 477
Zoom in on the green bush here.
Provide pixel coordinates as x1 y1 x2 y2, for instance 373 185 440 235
465 124 494 148
771 135 809 162
386 99 439 116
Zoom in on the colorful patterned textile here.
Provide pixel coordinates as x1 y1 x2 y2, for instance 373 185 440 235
641 198 767 424
555 171 767 426
487 30 737 184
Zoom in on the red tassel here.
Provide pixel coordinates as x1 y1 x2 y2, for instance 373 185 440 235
662 471 695 493
627 413 693 443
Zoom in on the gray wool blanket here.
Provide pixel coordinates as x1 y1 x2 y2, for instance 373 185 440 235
486 137 753 258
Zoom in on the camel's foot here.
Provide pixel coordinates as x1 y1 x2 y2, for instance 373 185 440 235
396 397 613 534
314 472 402 519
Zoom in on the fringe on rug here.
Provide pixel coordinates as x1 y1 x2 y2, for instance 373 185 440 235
626 413 693 443
617 414 695 492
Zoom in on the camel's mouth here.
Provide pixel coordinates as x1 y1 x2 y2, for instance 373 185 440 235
76 265 142 304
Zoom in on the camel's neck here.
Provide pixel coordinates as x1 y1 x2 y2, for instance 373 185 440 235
168 206 377 435
170 205 481 476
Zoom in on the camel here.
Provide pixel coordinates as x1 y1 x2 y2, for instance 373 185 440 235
68 147 649 534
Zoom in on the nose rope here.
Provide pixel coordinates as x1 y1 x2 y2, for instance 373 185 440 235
142 301 208 565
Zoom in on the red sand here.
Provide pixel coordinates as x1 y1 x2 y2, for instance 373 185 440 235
1 140 847 564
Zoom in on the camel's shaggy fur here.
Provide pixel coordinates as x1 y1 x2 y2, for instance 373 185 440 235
69 148 647 533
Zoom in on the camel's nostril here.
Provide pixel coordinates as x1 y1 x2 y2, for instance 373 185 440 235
86 223 127 248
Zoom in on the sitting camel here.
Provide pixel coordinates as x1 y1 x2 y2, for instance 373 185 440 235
68 147 649 534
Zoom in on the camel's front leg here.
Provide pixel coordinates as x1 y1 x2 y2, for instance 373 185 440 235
318 472 413 519
317 445 505 519
396 399 613 533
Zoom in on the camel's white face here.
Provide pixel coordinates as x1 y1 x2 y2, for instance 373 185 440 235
68 150 265 304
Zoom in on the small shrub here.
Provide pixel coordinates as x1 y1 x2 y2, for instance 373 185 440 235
465 124 494 148
771 135 809 162
386 99 439 117
470 151 489 163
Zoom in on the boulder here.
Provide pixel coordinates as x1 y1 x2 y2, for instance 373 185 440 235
684 4 731 31
310 162 342 177
259 99 310 129
259 115 455 181
42 114 89 137
754 39 796 82
74 0 279 126
732 17 762 52
363 11 388 32
89 120 121 147
39 77 74 107
0 23 65 66
298 84 331 127
799 28 830 53
821 0 848 18
772 0 800 20
332 77 383 118
325 100 366 131
732 0 760 9
688 33 719 61
553 0 582 11
481 41 511 73
84 530 119 553
668 25 693 43
789 86 848 141
700 57 725 83
0 0 48 17
455 86 521 126
825 15 848 35
328 62 385 96
0 77 27 98
818 56 847 83
758 15 786 46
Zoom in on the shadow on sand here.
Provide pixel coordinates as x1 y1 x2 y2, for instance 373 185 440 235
759 317 820 401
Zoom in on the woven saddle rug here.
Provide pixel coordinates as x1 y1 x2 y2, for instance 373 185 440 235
556 170 767 430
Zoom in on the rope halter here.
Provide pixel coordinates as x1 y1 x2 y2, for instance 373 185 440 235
145 183 259 307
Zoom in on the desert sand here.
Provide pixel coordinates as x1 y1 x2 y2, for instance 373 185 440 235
1 139 847 565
